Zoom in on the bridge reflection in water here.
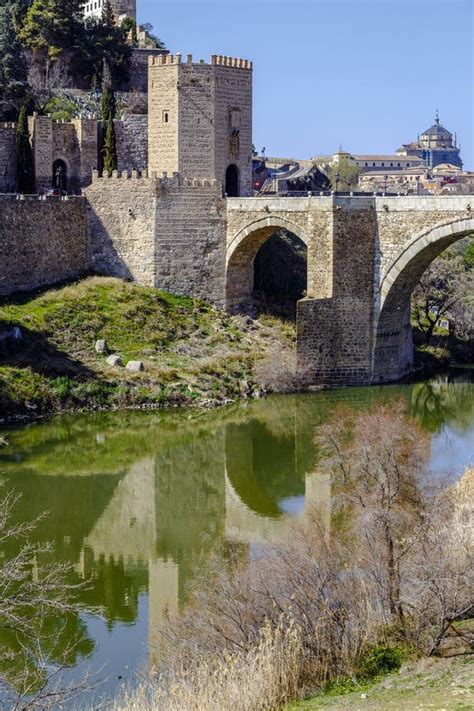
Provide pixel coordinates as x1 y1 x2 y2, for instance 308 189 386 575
1 371 472 677
71 411 331 667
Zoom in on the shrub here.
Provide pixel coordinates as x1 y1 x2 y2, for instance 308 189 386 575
357 643 408 680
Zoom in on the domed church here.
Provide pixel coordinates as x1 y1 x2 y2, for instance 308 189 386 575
397 112 463 169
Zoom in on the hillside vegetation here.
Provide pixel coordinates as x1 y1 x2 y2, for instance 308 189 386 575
0 277 295 420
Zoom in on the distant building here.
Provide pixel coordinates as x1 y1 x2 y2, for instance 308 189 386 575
397 112 463 169
84 0 136 22
331 149 425 172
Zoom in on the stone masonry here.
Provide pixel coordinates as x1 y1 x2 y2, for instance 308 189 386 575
226 195 473 384
0 123 17 193
148 54 253 196
84 171 227 307
0 195 89 296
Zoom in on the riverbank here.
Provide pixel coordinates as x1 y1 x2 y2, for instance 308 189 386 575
288 654 473 710
0 277 296 423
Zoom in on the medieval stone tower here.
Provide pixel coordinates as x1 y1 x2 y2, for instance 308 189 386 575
147 54 253 196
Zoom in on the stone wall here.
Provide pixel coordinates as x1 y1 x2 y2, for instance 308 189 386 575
154 176 227 307
84 171 227 307
0 196 89 296
0 124 16 193
85 171 157 283
122 48 167 92
115 115 148 173
29 115 99 194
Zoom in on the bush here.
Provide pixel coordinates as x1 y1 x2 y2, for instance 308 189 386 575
357 644 408 680
255 346 308 393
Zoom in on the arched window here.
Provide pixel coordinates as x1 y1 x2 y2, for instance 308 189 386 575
225 164 240 197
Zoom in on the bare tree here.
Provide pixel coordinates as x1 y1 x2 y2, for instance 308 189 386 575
0 492 97 709
412 253 473 344
28 59 72 113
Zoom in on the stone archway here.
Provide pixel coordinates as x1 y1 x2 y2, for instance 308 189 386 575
373 218 474 382
226 216 310 312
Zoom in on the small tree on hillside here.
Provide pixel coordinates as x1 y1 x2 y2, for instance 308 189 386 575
316 156 362 192
103 116 117 176
16 104 35 194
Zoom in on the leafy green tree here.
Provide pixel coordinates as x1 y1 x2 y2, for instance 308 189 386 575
321 156 362 192
103 116 117 176
0 1 29 120
16 103 35 194
463 239 474 271
72 7 131 88
20 0 61 59
10 0 33 28
121 16 138 46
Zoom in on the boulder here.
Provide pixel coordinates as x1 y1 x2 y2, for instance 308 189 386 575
95 339 108 354
106 354 122 367
9 326 23 341
126 360 145 372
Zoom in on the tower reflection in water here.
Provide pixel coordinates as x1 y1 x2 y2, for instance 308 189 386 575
1 397 331 672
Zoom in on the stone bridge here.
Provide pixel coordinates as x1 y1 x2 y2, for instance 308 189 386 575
226 195 474 384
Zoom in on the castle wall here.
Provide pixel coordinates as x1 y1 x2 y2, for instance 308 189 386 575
84 172 227 307
148 59 180 176
213 58 253 196
29 115 99 194
84 171 157 283
121 48 166 92
0 196 89 296
0 124 16 193
115 115 148 173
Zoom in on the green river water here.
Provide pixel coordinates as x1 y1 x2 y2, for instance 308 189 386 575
0 369 473 706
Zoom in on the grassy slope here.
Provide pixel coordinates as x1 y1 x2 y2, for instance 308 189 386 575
0 277 294 419
288 656 473 710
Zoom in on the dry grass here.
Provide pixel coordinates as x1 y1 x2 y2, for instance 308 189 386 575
110 620 301 711
255 345 308 393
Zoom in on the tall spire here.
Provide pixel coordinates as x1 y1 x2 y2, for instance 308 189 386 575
435 109 440 126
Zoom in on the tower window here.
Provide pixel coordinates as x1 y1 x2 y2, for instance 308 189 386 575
163 111 170 123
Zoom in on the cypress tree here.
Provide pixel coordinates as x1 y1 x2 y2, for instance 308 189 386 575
16 104 35 194
103 116 117 176
0 1 29 121
100 60 116 121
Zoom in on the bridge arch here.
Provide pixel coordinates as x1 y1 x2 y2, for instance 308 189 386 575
226 216 309 312
373 217 474 382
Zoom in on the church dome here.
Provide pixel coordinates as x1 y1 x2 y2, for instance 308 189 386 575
421 112 452 140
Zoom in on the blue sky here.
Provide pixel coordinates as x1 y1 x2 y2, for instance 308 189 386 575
139 0 474 168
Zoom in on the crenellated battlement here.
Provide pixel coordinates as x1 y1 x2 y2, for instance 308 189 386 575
91 169 221 190
148 53 252 69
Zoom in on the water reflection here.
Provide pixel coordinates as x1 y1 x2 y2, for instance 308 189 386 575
0 368 472 693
